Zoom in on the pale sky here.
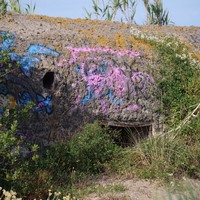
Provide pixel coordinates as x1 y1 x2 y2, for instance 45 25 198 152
21 0 200 26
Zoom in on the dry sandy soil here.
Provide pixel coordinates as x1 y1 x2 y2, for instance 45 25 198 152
83 178 200 200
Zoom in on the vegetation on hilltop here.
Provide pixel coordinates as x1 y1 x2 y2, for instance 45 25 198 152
85 0 171 25
1 0 171 26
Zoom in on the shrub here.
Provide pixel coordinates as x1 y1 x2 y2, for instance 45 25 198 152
18 122 122 198
68 122 121 174
0 35 39 198
8 122 121 199
45 122 121 179
130 27 200 127
0 105 41 197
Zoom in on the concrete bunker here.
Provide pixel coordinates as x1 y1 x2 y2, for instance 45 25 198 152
0 29 163 146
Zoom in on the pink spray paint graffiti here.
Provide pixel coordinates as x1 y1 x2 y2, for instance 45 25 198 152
57 46 155 114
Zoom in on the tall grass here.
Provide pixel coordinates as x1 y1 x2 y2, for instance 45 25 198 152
109 120 200 181
109 28 200 182
166 180 200 200
0 0 36 14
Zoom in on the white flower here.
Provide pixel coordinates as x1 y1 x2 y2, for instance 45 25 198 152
175 42 179 46
182 47 186 52
170 181 175 187
3 191 12 198
63 194 70 200
140 34 145 39
166 42 172 47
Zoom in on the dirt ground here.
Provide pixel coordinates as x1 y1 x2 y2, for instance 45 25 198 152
83 177 200 200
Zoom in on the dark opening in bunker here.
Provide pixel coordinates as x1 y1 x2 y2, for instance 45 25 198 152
43 72 54 89
109 124 152 147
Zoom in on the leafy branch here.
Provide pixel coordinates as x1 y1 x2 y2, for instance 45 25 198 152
142 0 172 25
85 0 137 23
0 0 36 15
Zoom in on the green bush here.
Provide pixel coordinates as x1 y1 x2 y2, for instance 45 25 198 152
68 122 120 174
45 122 121 178
0 105 39 195
1 122 199 198
155 37 199 125
142 0 172 25
0 40 40 198
16 122 121 198
130 28 200 127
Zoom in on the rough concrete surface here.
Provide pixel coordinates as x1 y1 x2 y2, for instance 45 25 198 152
0 13 200 145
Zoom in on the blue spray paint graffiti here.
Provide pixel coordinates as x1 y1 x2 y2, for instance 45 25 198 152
75 62 123 106
35 95 52 114
0 31 59 77
18 91 33 105
9 53 40 77
28 44 59 56
0 83 8 95
19 91 52 114
0 31 58 114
